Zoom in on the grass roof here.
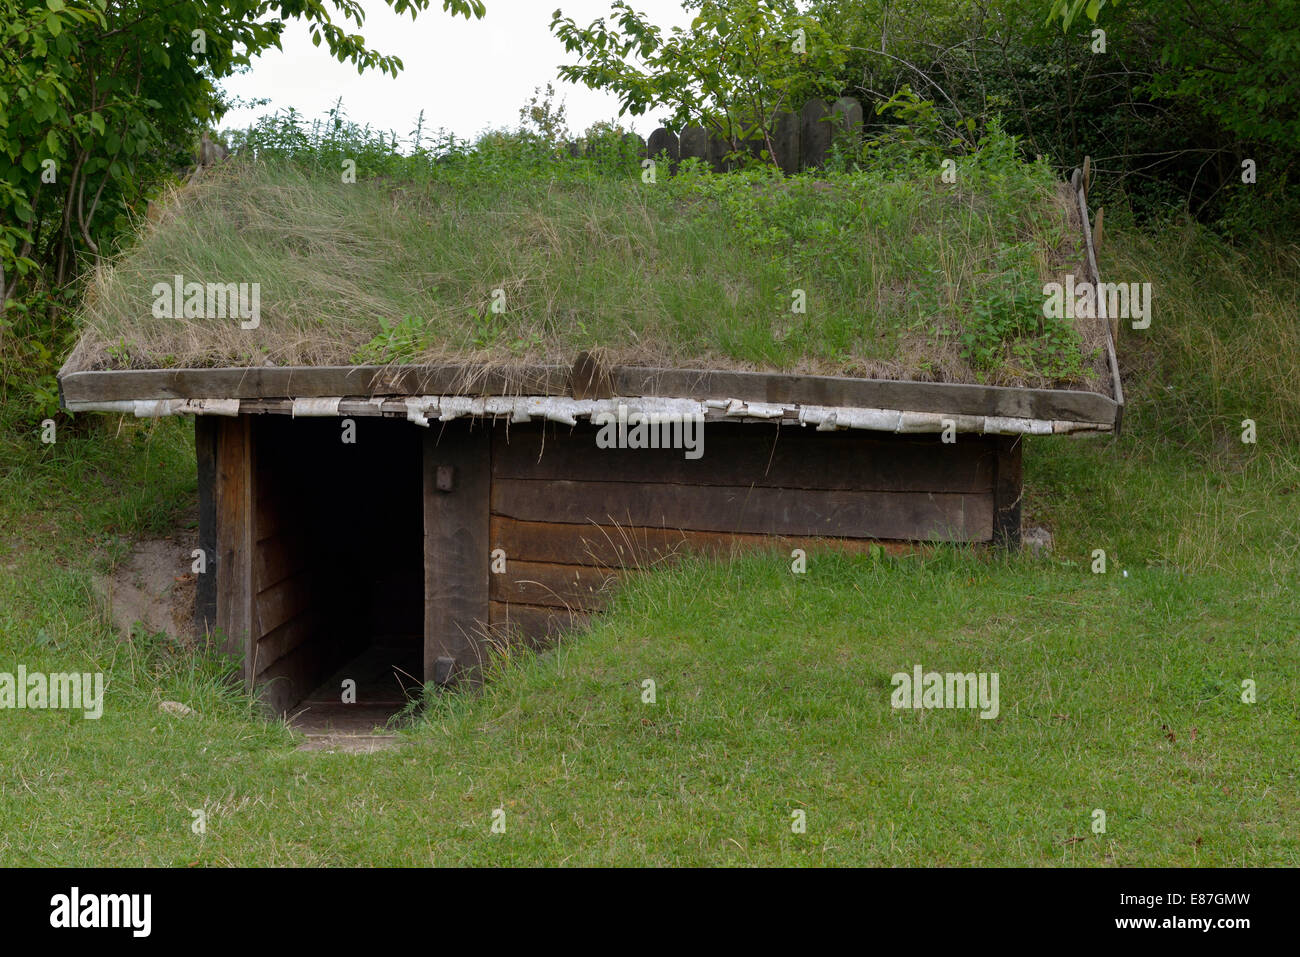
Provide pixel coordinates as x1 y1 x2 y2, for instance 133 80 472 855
72 151 1112 393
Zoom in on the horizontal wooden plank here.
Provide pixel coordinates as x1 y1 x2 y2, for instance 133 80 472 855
489 601 590 646
253 612 316 682
255 638 327 716
492 479 992 542
492 422 993 492
255 569 313 637
490 517 916 567
253 531 308 592
490 559 621 610
59 360 1116 427
60 363 569 404
613 367 1117 424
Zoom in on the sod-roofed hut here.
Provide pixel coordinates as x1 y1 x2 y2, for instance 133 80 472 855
58 158 1121 724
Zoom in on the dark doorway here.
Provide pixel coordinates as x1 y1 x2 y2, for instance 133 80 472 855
248 416 424 732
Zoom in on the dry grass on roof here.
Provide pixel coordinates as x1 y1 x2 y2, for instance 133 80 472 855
71 155 1111 393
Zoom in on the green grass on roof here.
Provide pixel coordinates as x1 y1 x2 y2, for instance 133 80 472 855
74 151 1110 391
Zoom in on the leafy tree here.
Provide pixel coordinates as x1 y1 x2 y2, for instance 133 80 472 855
1046 0 1121 31
1052 0 1300 152
551 0 847 163
0 0 486 337
819 0 1297 229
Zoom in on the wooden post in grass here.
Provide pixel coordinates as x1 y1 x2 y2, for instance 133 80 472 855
423 424 491 686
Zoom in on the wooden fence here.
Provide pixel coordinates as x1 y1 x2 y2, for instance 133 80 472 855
573 95 868 174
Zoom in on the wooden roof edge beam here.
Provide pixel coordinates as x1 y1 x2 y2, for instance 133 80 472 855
60 394 1112 436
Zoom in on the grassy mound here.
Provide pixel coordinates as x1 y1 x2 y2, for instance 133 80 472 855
4 217 1296 864
75 148 1109 390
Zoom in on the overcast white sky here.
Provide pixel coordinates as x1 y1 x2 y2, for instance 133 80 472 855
219 0 696 146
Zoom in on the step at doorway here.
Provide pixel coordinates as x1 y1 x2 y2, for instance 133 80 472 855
287 640 422 736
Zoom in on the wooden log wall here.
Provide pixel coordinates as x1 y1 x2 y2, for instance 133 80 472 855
622 95 867 174
486 420 1006 649
209 414 1023 706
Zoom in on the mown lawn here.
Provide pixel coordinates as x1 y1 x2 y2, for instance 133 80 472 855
0 223 1296 866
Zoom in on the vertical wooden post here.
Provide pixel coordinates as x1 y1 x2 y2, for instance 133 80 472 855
646 128 680 173
194 415 218 640
679 127 706 162
991 435 1023 549
773 110 800 175
623 131 646 160
215 415 255 679
799 98 831 170
424 424 491 685
831 96 864 140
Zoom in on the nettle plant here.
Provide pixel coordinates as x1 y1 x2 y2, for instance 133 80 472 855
551 0 847 165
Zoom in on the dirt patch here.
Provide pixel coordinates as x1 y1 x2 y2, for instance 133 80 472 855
294 732 402 754
94 534 198 642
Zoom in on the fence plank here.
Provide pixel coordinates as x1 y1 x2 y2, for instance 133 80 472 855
489 600 589 646
646 127 679 172
799 98 831 169
214 416 253 670
490 559 621 610
490 516 916 568
831 96 864 142
773 110 801 174
680 126 709 165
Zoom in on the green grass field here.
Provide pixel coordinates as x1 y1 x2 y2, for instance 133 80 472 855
1 219 1296 866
